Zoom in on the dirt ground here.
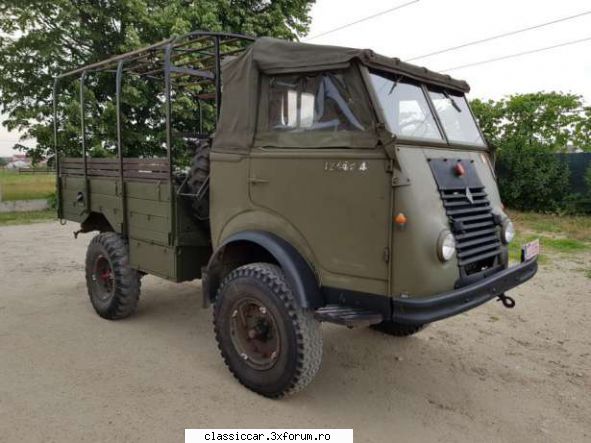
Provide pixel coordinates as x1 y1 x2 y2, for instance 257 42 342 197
1 222 589 443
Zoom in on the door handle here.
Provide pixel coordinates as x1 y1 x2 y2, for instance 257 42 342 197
249 176 269 185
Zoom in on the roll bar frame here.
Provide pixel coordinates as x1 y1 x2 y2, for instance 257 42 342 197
53 31 255 227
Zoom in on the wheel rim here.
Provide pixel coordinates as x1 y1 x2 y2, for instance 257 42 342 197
93 254 114 301
229 298 281 370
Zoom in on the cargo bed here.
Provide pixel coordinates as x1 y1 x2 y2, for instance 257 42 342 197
58 157 211 282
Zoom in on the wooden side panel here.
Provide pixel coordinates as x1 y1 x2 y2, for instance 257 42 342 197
60 176 86 222
126 181 170 202
60 175 123 229
126 187 171 245
129 239 176 280
89 190 124 230
58 158 211 282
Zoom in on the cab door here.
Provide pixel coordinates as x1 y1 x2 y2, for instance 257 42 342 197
249 69 391 294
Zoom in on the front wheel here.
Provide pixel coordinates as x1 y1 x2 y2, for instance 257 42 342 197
213 263 323 398
371 321 426 337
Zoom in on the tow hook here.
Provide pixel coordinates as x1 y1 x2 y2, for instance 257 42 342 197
497 293 516 309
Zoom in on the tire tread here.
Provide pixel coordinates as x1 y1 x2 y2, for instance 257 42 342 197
85 232 140 320
213 263 322 398
371 321 425 337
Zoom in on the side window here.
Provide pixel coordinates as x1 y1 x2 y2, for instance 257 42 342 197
268 72 365 132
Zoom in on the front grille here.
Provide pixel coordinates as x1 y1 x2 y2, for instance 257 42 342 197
440 187 501 274
427 157 502 277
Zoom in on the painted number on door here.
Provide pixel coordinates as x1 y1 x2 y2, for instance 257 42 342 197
324 160 368 173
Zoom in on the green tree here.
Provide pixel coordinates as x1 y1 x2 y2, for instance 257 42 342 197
471 92 591 212
0 0 315 161
574 107 591 152
472 92 590 150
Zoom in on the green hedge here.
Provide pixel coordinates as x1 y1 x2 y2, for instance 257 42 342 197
496 145 591 214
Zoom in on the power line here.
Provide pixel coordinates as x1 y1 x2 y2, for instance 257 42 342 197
304 0 419 41
406 9 591 62
440 35 591 72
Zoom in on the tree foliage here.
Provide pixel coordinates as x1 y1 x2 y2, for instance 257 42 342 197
471 92 591 151
471 92 591 212
0 0 315 161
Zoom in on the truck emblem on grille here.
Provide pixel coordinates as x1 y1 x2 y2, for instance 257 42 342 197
465 187 474 204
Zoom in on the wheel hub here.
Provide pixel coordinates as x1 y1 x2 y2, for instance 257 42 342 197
230 299 280 370
93 255 114 300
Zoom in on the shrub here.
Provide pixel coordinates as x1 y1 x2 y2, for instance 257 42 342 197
47 192 57 210
496 138 570 212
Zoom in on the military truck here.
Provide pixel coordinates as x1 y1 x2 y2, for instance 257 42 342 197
53 32 539 398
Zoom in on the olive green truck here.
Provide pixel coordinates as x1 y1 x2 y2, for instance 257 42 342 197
54 32 539 397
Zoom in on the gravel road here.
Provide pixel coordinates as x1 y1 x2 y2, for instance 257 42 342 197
1 222 589 442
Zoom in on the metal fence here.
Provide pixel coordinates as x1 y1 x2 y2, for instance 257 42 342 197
556 152 591 195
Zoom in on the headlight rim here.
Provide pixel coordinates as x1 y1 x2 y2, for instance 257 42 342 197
437 230 456 262
501 219 515 244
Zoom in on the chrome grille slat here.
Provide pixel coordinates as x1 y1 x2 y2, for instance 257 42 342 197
441 192 487 200
439 185 502 275
443 199 488 207
460 220 497 230
457 241 501 258
447 206 492 216
454 227 498 240
457 234 499 248
458 249 502 266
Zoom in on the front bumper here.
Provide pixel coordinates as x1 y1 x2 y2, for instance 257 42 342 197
391 258 538 325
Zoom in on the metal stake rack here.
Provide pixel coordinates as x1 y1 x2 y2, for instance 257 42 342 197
53 31 255 238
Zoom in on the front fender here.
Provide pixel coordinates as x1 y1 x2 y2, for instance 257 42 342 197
203 230 323 310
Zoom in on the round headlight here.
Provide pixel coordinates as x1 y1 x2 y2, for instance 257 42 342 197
437 231 456 262
501 220 515 244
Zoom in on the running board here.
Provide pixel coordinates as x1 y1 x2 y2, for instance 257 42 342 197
314 305 383 328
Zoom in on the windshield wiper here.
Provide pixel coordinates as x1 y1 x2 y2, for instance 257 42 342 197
388 76 402 95
443 90 462 112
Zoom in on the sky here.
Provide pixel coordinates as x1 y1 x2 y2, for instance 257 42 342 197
1 0 590 156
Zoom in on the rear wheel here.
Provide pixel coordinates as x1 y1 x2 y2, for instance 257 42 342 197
371 321 426 337
85 232 141 319
213 263 323 398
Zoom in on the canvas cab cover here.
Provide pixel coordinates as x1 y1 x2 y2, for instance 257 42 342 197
213 37 470 152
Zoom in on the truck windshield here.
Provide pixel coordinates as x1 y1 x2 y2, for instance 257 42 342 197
369 70 485 146
428 89 485 146
369 72 443 142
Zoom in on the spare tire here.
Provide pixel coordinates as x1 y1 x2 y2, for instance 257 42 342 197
187 139 210 220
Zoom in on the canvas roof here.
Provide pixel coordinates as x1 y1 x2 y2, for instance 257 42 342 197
249 37 469 91
213 37 471 152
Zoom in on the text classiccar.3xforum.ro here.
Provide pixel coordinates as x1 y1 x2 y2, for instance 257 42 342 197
202 431 333 441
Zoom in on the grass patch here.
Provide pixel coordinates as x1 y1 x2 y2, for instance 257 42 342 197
507 234 588 265
507 234 550 265
0 210 55 226
0 170 55 201
541 237 588 252
509 210 591 242
507 210 591 265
